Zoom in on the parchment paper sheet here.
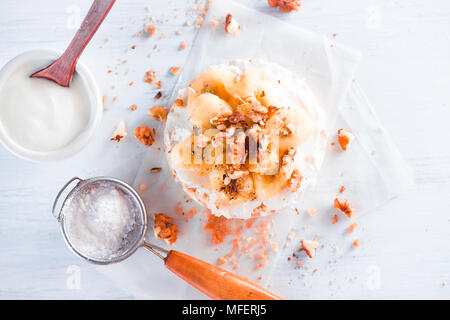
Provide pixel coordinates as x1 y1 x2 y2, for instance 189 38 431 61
97 0 411 299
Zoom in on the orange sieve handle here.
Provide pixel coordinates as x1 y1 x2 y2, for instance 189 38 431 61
165 250 281 300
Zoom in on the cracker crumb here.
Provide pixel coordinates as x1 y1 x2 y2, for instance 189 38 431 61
139 184 147 190
149 106 168 121
110 120 128 142
334 198 355 218
150 168 162 173
225 14 240 35
170 67 181 75
129 104 137 111
339 185 346 194
338 128 354 151
352 239 360 247
268 0 301 13
331 214 339 224
174 98 185 108
300 239 320 258
134 125 155 146
179 40 188 51
348 222 358 234
153 213 178 245
307 208 318 217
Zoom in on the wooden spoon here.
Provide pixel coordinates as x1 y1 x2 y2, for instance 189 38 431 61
31 0 116 87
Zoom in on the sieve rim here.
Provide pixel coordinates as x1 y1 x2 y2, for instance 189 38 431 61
57 176 148 265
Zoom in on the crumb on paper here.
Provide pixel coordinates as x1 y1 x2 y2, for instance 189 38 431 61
170 67 181 75
353 239 360 248
173 98 185 107
145 70 158 85
334 198 355 218
348 222 358 234
337 128 354 151
331 214 339 224
225 14 240 35
179 40 188 51
134 125 155 146
300 239 320 258
339 185 346 194
139 184 147 190
149 106 168 121
129 104 137 111
110 120 127 142
210 19 219 28
150 167 162 173
154 92 162 100
153 213 178 245
268 0 301 13
204 210 233 245
307 208 318 217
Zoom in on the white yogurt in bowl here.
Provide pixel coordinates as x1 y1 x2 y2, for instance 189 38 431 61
0 49 102 161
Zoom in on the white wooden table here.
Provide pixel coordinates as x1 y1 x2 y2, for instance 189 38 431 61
0 0 449 299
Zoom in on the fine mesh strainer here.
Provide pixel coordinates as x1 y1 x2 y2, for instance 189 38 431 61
53 176 281 300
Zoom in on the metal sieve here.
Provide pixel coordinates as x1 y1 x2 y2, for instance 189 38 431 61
53 176 169 264
52 176 281 300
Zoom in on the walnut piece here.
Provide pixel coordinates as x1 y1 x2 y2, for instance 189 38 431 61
225 14 240 35
110 120 127 142
153 213 178 245
134 125 155 146
334 198 355 218
149 106 168 121
337 128 354 151
301 239 319 258
268 0 301 13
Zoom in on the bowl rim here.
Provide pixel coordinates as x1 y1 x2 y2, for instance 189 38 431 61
0 48 103 162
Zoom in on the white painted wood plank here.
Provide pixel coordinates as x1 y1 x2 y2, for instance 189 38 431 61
0 0 449 299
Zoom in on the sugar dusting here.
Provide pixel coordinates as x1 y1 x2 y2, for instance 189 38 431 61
64 182 138 260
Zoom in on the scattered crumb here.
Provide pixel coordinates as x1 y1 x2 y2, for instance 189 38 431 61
129 104 137 111
153 213 178 245
334 198 355 218
139 184 147 190
110 120 127 142
300 239 320 258
170 67 181 75
339 185 346 194
149 106 168 121
210 19 219 28
352 239 360 248
225 14 240 35
134 125 155 146
179 40 188 51
268 0 301 13
348 223 358 234
150 168 162 173
173 98 185 107
338 128 354 151
331 214 339 225
307 208 318 217
154 92 162 100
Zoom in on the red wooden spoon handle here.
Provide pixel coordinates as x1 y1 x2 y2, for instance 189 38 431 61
165 250 282 300
31 0 116 87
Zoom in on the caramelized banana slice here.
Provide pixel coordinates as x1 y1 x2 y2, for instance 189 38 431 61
252 148 296 200
170 135 213 176
188 67 236 103
210 168 255 206
188 93 233 129
226 67 282 107
265 107 315 155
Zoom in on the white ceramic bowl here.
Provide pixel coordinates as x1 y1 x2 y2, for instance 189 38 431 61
0 49 102 162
